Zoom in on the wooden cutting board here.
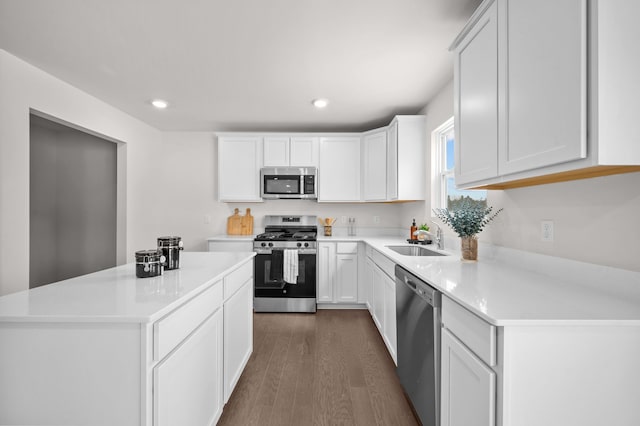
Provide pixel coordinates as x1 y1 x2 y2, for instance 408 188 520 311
227 208 254 235
240 208 253 235
227 208 242 235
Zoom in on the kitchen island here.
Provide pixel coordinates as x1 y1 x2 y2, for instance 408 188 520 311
0 251 255 426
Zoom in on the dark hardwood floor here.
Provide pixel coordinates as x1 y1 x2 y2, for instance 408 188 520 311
219 309 419 426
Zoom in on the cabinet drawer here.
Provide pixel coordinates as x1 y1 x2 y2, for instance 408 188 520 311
365 244 373 259
372 249 395 279
442 296 496 366
154 283 223 361
336 242 358 254
224 260 253 300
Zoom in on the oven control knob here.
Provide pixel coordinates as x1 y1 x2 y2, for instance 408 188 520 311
297 242 302 247
304 242 309 247
268 242 273 247
261 242 266 247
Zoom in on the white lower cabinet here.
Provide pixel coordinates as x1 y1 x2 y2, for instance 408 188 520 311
382 271 397 363
223 277 253 402
441 296 497 426
208 240 253 252
154 308 224 426
317 242 358 304
371 262 384 330
441 328 496 426
365 247 397 364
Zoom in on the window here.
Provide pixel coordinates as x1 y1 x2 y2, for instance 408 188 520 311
431 117 487 210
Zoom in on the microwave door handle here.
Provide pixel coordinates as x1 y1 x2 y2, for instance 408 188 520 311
300 175 304 195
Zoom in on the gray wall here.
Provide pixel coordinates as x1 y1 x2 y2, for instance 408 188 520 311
30 115 117 288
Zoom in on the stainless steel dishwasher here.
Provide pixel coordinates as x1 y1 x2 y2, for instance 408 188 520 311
395 265 441 426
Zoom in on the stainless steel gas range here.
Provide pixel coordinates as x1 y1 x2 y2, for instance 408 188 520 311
253 215 317 313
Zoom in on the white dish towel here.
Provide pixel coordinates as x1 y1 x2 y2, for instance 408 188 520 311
283 249 299 284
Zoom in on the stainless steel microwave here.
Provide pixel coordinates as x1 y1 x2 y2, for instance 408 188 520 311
260 167 317 199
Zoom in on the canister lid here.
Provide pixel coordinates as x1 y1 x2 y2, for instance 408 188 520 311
157 236 182 246
135 249 162 262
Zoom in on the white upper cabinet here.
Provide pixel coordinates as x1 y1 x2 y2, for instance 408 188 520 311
290 137 318 166
363 130 388 201
217 136 263 202
451 0 640 189
318 136 361 202
499 0 587 175
263 137 289 166
390 116 426 201
263 136 318 167
218 115 425 203
453 1 499 185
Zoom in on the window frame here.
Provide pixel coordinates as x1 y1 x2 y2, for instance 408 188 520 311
431 116 487 213
431 116 455 213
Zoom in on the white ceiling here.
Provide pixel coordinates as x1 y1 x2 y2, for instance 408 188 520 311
0 0 480 132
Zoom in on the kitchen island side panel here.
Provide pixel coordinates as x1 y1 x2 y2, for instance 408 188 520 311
0 321 142 426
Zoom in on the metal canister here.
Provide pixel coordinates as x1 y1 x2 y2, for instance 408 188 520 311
135 249 165 278
157 236 184 270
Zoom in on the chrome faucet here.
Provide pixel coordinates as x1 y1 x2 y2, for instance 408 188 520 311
432 222 444 250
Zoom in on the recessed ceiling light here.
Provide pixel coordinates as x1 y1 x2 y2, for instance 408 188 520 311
312 98 329 108
151 99 169 109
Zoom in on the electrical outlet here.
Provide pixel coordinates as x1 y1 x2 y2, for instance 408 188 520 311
204 214 211 224
373 215 380 224
541 220 554 242
341 216 347 224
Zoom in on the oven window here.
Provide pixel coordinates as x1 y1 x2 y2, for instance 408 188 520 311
264 175 300 194
256 256 306 287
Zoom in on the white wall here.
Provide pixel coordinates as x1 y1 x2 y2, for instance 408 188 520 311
404 78 640 273
0 49 161 295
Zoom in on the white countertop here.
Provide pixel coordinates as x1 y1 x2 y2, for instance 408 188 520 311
206 234 640 325
362 238 640 326
0 252 255 323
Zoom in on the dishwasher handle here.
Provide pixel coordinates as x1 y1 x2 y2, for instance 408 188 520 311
403 276 417 290
395 265 441 307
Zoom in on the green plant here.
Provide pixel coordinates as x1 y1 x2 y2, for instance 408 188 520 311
419 223 429 231
433 199 502 238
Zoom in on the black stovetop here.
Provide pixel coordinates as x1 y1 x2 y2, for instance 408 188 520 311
255 228 317 241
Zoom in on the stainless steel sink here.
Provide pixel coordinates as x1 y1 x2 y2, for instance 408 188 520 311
386 245 448 257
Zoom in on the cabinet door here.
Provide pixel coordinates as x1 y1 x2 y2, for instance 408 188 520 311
318 137 361 202
263 137 289 167
386 122 398 200
218 137 263 202
382 272 397 364
454 1 499 185
317 243 336 303
336 253 358 303
154 308 224 426
371 266 384 331
499 0 587 174
290 137 318 167
363 131 387 201
223 279 253 402
441 328 496 426
364 257 374 311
